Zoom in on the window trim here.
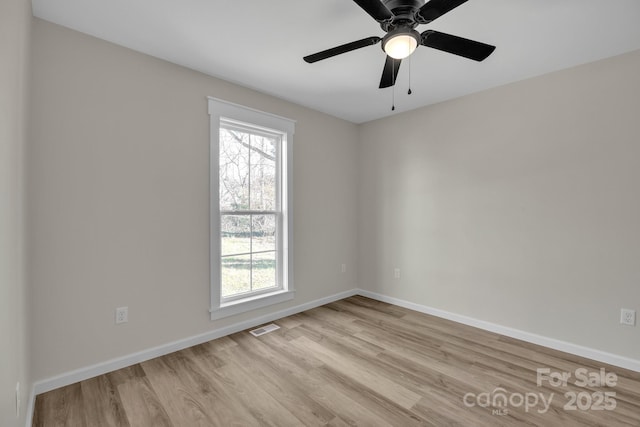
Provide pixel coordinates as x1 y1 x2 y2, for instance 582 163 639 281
208 97 295 320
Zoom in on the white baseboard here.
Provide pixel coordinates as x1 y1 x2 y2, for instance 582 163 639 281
25 384 35 427
31 289 359 397
357 289 640 373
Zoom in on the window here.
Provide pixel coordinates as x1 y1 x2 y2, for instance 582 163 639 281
219 121 280 299
208 98 294 320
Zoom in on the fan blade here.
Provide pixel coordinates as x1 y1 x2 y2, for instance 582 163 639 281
421 30 495 61
417 0 469 23
353 0 393 22
379 56 402 88
304 36 381 63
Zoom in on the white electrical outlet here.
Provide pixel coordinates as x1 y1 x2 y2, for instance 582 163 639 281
394 268 401 279
115 306 128 324
620 308 636 326
341 263 346 273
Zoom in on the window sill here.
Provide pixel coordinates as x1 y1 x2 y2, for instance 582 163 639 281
210 289 295 320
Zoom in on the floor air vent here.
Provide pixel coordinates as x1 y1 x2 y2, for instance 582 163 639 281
249 323 280 337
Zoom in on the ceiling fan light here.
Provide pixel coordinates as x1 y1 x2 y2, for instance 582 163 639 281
384 33 418 60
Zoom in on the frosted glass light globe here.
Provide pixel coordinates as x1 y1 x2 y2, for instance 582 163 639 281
384 34 418 59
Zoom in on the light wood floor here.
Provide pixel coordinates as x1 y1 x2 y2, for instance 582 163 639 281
33 296 640 426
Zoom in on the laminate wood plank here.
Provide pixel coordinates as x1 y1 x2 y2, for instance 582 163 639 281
188 342 227 370
352 308 543 370
80 374 130 427
215 362 306 426
142 351 259 427
290 335 423 409
106 365 173 427
310 365 428 427
294 318 385 358
307 382 396 427
301 305 365 335
354 327 495 390
272 312 304 330
373 347 492 403
196 335 238 354
355 322 547 394
140 355 215 427
33 382 86 427
344 299 564 369
326 415 355 427
342 295 407 318
33 296 640 426
213 335 335 426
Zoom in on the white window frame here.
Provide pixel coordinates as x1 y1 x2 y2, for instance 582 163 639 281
208 97 294 320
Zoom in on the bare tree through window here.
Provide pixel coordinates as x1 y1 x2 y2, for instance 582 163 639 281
219 123 279 298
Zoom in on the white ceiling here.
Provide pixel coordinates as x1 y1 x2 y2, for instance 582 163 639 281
32 0 640 123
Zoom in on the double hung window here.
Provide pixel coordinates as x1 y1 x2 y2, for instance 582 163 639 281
208 98 294 320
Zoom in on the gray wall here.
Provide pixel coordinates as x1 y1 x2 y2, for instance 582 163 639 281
358 49 640 359
0 0 31 425
29 19 359 381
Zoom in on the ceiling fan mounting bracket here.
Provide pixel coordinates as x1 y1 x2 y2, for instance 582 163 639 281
379 0 425 31
381 0 427 14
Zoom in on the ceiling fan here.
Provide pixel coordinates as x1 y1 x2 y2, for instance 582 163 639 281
303 0 496 88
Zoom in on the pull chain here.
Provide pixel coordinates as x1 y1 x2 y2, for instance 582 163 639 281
408 55 412 95
392 84 395 111
391 58 396 111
